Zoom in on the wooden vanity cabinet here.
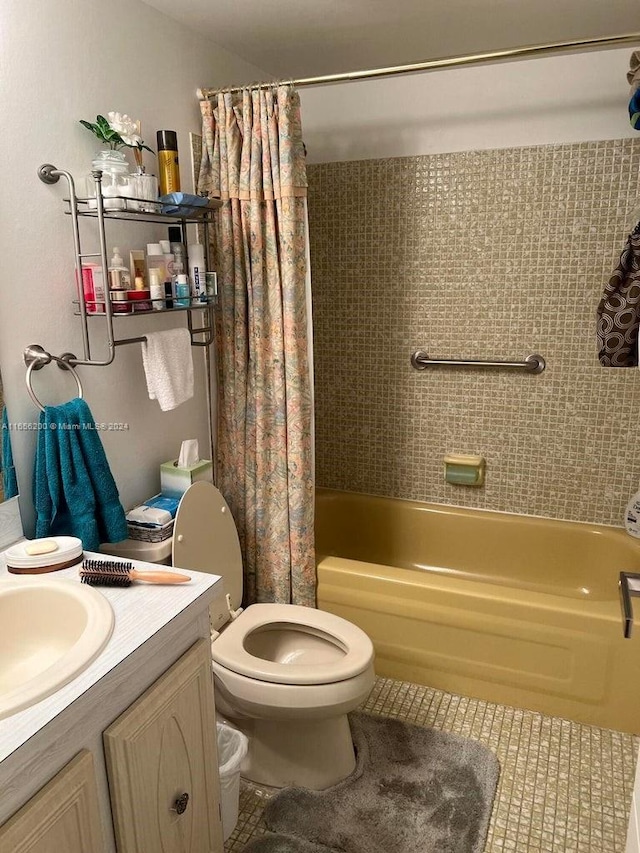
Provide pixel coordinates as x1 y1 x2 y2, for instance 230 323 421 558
0 640 223 853
0 750 105 853
104 638 223 853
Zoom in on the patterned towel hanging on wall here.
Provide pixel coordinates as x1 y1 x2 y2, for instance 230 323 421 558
597 222 640 366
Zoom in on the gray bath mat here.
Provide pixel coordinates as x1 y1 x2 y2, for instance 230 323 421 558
244 712 499 853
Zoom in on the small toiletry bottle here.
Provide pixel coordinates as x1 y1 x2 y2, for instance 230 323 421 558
110 289 131 314
109 248 131 314
164 279 174 310
130 250 146 283
129 276 152 312
159 238 171 257
146 242 167 284
146 242 172 309
108 247 131 290
81 264 105 314
175 273 190 307
159 238 175 278
173 244 185 276
157 130 181 196
149 268 164 311
168 225 183 248
205 271 218 302
188 243 206 301
165 228 184 311
168 228 186 274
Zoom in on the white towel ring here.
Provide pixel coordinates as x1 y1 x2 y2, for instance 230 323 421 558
23 345 84 413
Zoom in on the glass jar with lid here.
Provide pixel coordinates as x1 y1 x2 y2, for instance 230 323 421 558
129 168 158 213
85 150 131 211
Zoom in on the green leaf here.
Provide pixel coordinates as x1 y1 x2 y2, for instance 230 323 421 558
96 115 111 132
79 119 110 144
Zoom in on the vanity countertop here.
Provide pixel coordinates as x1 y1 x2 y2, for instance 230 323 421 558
0 551 222 764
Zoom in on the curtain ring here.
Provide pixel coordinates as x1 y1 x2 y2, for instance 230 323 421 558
24 346 84 413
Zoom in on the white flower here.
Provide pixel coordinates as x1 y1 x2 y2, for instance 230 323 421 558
122 132 143 148
107 111 139 143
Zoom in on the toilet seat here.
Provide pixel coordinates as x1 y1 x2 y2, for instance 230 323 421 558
211 603 373 685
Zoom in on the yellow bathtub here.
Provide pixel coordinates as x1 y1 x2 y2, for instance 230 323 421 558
316 488 640 733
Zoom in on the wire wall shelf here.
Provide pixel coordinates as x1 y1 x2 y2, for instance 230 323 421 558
37 163 218 366
73 297 217 317
63 195 222 225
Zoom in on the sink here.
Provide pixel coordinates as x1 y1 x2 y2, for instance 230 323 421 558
0 578 114 720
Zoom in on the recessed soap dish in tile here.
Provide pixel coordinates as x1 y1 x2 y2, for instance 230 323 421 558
444 453 485 487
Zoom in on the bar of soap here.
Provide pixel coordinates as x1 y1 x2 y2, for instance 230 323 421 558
25 539 59 556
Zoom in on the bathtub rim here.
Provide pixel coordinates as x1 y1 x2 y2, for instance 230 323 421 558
316 486 632 535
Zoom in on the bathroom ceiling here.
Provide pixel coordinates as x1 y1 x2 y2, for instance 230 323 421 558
141 0 640 80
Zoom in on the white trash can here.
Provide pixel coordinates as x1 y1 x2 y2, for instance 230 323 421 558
217 721 249 841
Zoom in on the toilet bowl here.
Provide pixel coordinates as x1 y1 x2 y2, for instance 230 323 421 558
171 481 375 790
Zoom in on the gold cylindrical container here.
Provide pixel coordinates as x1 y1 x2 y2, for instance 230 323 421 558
157 130 181 196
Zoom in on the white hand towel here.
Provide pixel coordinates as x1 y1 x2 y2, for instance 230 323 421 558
141 329 194 411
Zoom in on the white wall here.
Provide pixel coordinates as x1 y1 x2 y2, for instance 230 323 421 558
0 0 266 533
301 48 636 163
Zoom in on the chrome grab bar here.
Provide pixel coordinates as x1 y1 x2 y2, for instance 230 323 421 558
410 351 546 374
619 572 640 638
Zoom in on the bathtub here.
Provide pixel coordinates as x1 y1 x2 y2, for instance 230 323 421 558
315 488 640 733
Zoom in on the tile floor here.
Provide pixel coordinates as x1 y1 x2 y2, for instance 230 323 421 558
225 677 639 853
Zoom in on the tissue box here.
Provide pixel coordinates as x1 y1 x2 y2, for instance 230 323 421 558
160 458 213 498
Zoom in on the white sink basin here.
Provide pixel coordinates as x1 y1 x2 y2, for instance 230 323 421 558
0 578 114 720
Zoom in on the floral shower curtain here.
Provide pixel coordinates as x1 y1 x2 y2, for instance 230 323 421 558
198 86 315 607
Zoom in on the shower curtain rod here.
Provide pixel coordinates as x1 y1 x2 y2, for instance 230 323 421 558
198 31 640 99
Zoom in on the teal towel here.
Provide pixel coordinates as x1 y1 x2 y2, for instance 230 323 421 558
1 407 18 499
33 398 128 550
630 88 640 130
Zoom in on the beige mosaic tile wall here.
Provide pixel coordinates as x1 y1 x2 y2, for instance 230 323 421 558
308 139 640 526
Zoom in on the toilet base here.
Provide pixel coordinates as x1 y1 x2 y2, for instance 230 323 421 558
234 714 356 790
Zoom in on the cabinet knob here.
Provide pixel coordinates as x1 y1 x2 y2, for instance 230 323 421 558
172 792 189 815
177 534 184 543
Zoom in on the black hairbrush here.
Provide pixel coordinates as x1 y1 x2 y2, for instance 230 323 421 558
80 559 190 586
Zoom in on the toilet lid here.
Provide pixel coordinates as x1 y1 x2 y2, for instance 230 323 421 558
172 482 243 610
211 603 374 685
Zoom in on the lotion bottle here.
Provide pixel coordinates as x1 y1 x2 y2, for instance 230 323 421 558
188 243 206 301
175 273 190 307
149 268 164 311
108 247 131 290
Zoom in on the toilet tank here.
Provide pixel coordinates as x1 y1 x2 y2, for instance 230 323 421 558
100 537 172 565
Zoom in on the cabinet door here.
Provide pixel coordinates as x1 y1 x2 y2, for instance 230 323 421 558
0 750 105 853
104 639 223 853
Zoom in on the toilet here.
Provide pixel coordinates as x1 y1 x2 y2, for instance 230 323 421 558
171 481 375 790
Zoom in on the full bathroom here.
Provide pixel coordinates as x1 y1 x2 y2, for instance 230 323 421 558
2 2 640 852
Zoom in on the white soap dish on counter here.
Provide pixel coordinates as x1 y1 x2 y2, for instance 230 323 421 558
5 536 83 574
